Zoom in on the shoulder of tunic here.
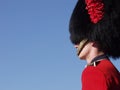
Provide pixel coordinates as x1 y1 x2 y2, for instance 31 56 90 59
82 59 120 90
82 65 108 90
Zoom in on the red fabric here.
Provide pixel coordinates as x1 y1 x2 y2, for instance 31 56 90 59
85 0 104 23
82 60 120 90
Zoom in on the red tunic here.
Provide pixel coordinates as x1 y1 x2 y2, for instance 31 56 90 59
82 59 120 90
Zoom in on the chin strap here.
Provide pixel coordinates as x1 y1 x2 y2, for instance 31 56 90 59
77 39 88 56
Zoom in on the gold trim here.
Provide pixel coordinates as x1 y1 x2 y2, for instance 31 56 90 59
77 39 88 55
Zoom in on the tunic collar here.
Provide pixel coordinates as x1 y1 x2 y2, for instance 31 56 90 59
86 54 108 67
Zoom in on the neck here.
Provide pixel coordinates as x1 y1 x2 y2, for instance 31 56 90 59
86 50 105 64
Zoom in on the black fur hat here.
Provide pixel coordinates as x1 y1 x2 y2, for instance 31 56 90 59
69 0 120 58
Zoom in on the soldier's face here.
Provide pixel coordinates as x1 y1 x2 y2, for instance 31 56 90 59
75 42 92 60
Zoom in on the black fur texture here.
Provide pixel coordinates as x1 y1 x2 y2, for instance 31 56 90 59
69 0 120 58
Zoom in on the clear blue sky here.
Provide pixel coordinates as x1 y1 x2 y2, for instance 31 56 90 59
0 0 120 90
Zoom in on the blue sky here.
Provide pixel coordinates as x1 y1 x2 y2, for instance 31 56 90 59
0 0 120 90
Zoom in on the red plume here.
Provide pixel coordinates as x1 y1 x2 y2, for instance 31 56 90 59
85 0 104 23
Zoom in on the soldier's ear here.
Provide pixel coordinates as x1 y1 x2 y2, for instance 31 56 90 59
92 42 98 48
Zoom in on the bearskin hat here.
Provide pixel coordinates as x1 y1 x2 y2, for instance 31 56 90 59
69 0 120 59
